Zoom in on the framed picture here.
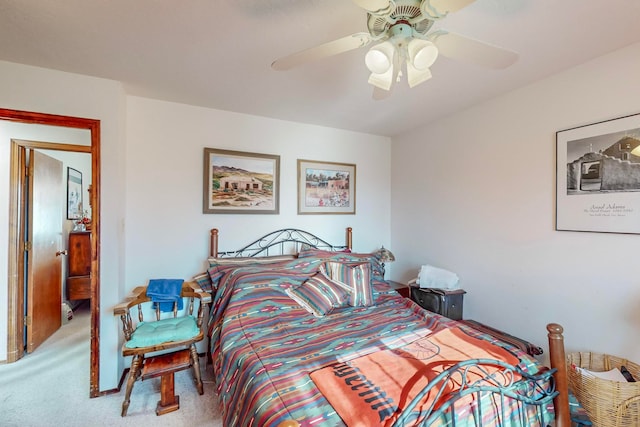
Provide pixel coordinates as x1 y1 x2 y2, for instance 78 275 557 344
67 167 83 220
556 112 640 234
203 148 280 214
297 159 356 215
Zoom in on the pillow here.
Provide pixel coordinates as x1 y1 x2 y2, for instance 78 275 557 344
285 271 350 317
191 272 213 293
207 255 296 290
298 245 351 255
207 254 296 268
322 261 374 307
298 248 384 282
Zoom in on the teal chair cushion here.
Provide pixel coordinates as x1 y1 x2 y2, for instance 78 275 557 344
125 315 199 348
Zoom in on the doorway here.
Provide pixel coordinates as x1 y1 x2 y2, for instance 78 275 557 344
15 143 91 353
1 108 101 398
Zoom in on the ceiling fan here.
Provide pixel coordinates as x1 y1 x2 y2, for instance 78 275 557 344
271 0 518 97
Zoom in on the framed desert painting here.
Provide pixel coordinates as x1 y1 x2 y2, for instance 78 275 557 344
556 112 640 234
297 159 355 215
203 148 280 214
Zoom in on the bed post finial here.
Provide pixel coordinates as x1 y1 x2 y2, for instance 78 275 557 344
547 323 570 427
211 228 219 258
346 227 352 250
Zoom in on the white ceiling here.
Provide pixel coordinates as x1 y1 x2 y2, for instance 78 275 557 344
1 0 639 137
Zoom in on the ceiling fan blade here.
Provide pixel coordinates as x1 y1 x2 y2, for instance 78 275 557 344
425 0 477 16
352 0 393 15
429 30 518 69
271 33 372 71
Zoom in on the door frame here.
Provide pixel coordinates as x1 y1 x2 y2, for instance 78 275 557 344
2 108 101 398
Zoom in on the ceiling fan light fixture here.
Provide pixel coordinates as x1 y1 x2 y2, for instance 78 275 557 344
408 39 438 71
366 41 395 90
406 62 432 88
368 68 394 90
365 41 394 74
273 0 518 97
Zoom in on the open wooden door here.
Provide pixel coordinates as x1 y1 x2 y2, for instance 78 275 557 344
26 150 64 352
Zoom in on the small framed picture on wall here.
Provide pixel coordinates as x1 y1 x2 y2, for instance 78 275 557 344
67 167 83 220
297 159 356 215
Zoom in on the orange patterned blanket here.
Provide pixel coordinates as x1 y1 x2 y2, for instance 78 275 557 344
310 327 521 426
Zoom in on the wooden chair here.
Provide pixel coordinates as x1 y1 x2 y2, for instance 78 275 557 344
113 281 211 416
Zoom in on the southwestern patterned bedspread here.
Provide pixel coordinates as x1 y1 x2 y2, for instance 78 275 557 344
206 255 553 427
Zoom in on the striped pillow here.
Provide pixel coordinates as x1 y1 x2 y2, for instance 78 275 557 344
298 248 385 282
322 261 374 307
285 271 349 317
191 272 213 293
207 255 296 290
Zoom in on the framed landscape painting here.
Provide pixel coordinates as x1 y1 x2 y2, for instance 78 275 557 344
556 112 640 234
203 148 280 214
297 159 355 215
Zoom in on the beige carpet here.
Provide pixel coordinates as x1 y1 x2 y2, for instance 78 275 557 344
0 304 224 427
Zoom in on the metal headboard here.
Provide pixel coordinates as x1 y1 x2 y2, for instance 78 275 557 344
210 227 352 258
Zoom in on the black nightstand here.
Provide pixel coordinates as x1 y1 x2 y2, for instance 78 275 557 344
388 280 411 298
410 288 466 320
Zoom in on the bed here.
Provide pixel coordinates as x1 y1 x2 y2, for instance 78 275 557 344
199 227 570 427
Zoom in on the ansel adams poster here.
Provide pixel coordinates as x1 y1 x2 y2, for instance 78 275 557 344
556 113 640 234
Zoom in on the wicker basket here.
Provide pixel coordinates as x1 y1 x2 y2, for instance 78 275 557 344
567 352 640 427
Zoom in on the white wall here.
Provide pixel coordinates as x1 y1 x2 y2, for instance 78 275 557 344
391 42 640 363
122 97 391 372
125 96 391 284
0 60 127 390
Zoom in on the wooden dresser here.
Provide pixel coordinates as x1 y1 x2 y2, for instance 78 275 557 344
67 231 91 300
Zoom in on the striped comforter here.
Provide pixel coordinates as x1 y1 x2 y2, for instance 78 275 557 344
207 258 550 427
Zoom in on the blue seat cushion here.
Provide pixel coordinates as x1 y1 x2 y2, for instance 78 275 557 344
125 316 199 348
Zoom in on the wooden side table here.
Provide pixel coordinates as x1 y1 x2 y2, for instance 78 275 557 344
141 349 193 415
388 280 410 298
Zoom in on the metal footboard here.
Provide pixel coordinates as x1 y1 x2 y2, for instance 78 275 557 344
391 359 558 427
